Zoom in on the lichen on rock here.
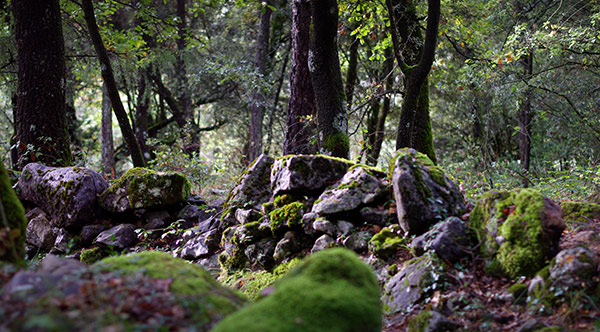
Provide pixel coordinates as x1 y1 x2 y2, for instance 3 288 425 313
99 167 190 212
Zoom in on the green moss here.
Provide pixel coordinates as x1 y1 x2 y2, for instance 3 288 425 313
388 148 447 200
273 194 293 208
508 283 528 302
322 131 350 157
212 248 381 332
80 247 106 264
101 168 191 209
0 161 26 264
269 202 305 231
561 200 600 223
369 228 405 259
407 310 433 332
221 258 302 300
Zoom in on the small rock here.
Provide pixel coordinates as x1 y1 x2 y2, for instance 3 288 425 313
80 224 109 246
143 210 170 230
407 310 458 332
313 217 337 235
411 217 473 263
342 231 372 253
273 231 301 263
311 234 335 253
51 228 71 254
337 220 354 236
95 224 137 250
26 212 56 251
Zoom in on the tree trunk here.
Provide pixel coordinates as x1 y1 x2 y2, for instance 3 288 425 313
310 0 349 158
101 83 115 175
388 0 440 164
284 0 317 155
82 0 145 167
345 34 359 111
134 69 152 161
13 0 72 169
248 1 273 163
518 52 534 186
368 48 395 165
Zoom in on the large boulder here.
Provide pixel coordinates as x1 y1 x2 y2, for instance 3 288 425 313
19 163 108 228
212 248 381 332
270 155 353 196
382 253 446 314
390 148 466 235
469 188 565 278
99 168 190 212
0 160 26 263
224 154 274 210
311 166 388 216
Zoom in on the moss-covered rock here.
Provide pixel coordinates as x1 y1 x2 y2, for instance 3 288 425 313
390 148 466 235
561 200 600 223
80 247 106 264
469 189 565 278
19 163 108 228
0 160 26 264
269 201 305 234
221 258 301 299
224 154 274 211
99 167 190 212
94 251 246 322
212 248 381 332
407 310 458 332
369 226 406 259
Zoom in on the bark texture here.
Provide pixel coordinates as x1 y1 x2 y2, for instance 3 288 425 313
13 0 72 169
284 0 317 155
82 0 145 167
310 0 349 158
518 52 534 186
248 1 273 163
101 83 115 175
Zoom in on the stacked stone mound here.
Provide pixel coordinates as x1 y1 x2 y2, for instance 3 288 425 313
17 164 211 259
218 149 468 272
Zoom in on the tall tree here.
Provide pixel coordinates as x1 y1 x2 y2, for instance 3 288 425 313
101 83 115 175
12 0 72 169
248 1 274 163
310 0 349 158
283 0 316 155
387 0 440 164
82 0 145 167
518 52 533 186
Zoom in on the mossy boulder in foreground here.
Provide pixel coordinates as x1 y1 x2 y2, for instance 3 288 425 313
0 160 26 264
99 167 190 212
212 248 382 332
469 188 565 278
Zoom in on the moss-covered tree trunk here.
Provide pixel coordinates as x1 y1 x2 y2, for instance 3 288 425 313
0 161 26 265
387 0 439 164
13 0 72 169
309 0 349 158
284 0 317 155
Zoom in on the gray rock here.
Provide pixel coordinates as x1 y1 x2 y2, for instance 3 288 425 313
80 224 109 246
26 211 56 251
95 224 137 250
342 231 372 253
51 228 71 254
390 149 466 235
234 208 263 225
359 206 395 226
312 167 387 215
178 204 220 225
179 234 211 259
270 155 352 196
273 231 301 263
549 246 598 288
244 238 276 269
311 234 335 253
144 210 170 230
411 217 472 263
383 253 445 314
19 163 108 228
2 270 59 297
99 168 190 212
313 217 337 235
337 220 354 236
225 154 274 209
37 254 87 276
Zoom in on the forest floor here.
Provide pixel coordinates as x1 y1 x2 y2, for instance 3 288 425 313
383 217 600 331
